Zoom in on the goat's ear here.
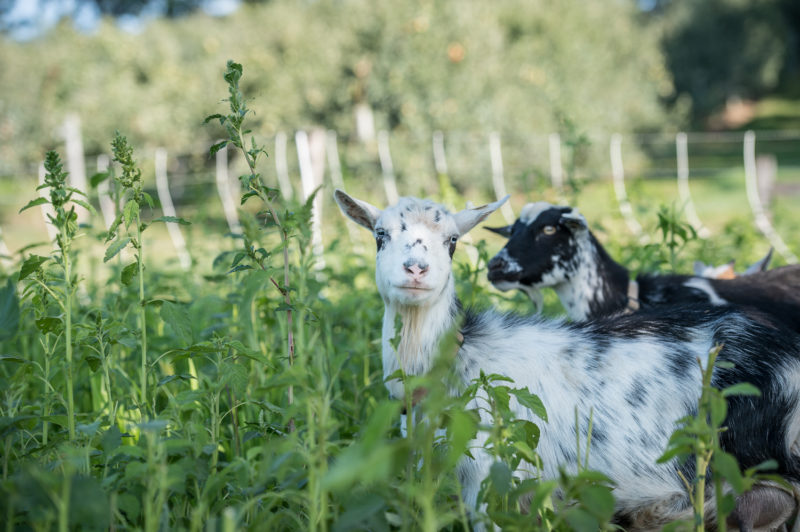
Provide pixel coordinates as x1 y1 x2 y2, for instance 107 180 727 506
745 247 773 274
334 189 382 231
560 208 588 232
453 195 509 236
485 224 513 238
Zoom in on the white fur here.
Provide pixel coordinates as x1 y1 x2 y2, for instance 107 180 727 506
683 277 728 306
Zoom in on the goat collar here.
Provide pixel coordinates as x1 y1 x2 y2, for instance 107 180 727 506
625 279 640 313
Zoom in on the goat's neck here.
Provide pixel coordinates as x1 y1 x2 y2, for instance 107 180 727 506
381 280 457 399
553 232 630 321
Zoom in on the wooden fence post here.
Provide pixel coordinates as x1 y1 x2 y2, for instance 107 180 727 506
0 225 11 266
295 129 325 261
154 148 192 269
275 131 294 201
743 131 797 263
62 113 91 225
377 130 400 205
675 132 710 238
489 132 515 224
432 130 448 177
610 134 649 243
214 143 241 235
326 130 361 249
548 133 564 193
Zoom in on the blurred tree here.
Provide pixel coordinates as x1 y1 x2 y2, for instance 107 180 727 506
656 0 794 121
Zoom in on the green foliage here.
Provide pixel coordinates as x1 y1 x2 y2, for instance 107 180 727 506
658 346 783 532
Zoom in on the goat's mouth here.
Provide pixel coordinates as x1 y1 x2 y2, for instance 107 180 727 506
395 284 433 292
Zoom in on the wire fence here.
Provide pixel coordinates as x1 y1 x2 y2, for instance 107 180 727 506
2 126 799 266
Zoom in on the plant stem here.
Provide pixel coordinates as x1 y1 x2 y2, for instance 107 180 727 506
136 211 148 412
64 249 75 441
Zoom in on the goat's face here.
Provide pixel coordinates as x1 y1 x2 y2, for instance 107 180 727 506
486 202 589 292
335 190 508 306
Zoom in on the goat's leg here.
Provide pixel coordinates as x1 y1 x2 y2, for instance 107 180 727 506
726 484 796 532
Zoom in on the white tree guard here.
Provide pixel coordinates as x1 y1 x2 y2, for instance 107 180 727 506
432 130 448 176
377 130 400 205
0 225 12 266
675 132 710 238
548 133 564 193
295 130 325 261
62 113 90 225
154 148 192 270
430 131 477 265
38 162 59 244
274 131 293 200
743 131 797 264
610 134 650 243
96 154 117 230
214 144 242 235
489 132 515 224
326 130 361 249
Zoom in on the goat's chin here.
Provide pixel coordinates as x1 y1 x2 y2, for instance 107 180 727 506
491 279 519 292
384 285 438 306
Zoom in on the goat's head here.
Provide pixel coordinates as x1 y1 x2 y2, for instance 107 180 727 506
334 189 508 306
486 202 589 294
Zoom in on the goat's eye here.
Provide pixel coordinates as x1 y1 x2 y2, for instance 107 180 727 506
542 225 556 235
375 228 386 238
448 235 458 245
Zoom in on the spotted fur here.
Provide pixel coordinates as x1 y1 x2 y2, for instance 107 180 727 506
486 203 800 333
334 190 800 530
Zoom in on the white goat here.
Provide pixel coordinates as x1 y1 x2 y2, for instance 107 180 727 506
334 190 800 530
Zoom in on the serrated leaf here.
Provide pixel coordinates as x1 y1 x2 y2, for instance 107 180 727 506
104 237 131 262
227 264 253 274
152 216 191 225
35 316 62 334
19 197 49 213
0 279 19 342
510 387 548 422
19 254 49 280
121 262 138 285
71 198 96 214
123 200 137 228
160 301 193 346
221 360 248 397
141 192 155 209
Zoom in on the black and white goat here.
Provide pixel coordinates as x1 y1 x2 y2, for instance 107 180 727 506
334 190 800 530
486 202 800 331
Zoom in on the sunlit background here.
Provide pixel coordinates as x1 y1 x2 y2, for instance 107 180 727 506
1 0 799 265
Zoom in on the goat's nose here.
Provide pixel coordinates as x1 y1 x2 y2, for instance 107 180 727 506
488 255 507 271
403 259 429 277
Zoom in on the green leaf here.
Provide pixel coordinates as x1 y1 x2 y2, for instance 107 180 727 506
123 200 138 228
722 382 761 398
489 461 512 495
510 387 548 422
19 254 49 280
152 216 191 225
579 485 615 521
0 279 20 342
160 301 193 346
121 261 138 285
221 360 248 397
35 316 62 334
104 237 131 262
71 198 96 214
18 197 48 213
90 171 110 188
209 140 229 155
713 450 746 492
